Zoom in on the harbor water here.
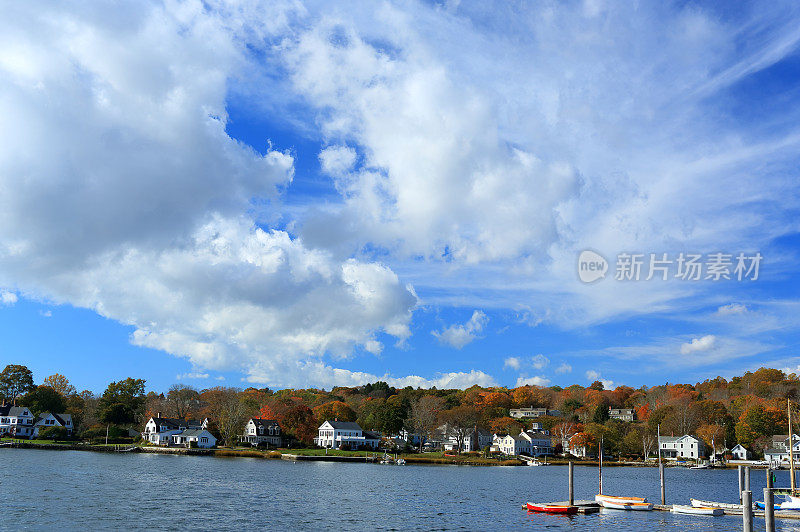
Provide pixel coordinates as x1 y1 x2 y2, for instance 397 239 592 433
3 448 800 531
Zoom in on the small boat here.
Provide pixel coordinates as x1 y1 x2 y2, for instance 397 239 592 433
780 495 800 510
526 503 578 514
671 504 723 516
395 458 406 465
755 501 781 510
595 494 648 504
689 464 709 470
600 500 653 511
690 498 741 509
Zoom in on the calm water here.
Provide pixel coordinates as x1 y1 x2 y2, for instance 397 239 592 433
3 448 800 531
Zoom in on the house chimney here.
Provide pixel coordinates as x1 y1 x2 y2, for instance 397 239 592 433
157 411 162 418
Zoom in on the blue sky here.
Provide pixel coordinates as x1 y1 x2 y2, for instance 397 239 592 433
1 1 800 394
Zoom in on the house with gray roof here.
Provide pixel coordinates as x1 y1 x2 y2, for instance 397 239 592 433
171 428 217 448
242 418 282 447
0 405 34 438
33 412 73 437
315 420 380 450
141 413 204 445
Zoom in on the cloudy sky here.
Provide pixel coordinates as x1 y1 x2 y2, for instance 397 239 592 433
2 0 800 393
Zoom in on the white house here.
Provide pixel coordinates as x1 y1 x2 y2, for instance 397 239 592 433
608 408 635 421
494 433 530 456
764 435 800 464
442 427 492 452
0 405 35 438
171 428 217 448
242 418 282 447
659 435 707 459
730 444 752 460
520 430 553 456
314 420 381 450
142 414 204 446
509 407 560 419
32 413 73 437
493 430 552 456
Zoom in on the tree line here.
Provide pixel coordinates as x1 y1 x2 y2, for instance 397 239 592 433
1 364 796 454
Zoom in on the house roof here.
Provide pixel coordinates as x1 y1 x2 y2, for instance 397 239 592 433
179 429 212 438
764 448 785 455
658 436 681 442
151 417 201 429
363 430 382 440
324 420 362 430
250 418 280 427
0 405 31 417
36 412 72 426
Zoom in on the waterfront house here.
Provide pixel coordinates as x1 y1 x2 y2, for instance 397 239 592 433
241 418 282 447
608 408 635 421
171 428 217 448
441 426 492 452
0 405 34 438
493 433 530 456
519 430 553 456
314 420 381 450
764 435 800 464
659 435 707 459
730 444 752 460
142 414 203 445
32 412 73 437
509 407 560 419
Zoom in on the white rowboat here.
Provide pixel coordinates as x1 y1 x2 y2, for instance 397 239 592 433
690 498 741 509
672 504 723 516
600 500 653 511
595 494 647 504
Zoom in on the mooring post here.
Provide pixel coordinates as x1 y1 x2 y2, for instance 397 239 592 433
745 466 751 492
568 461 574 506
738 465 744 502
767 467 773 489
742 490 753 532
659 461 666 505
764 487 775 532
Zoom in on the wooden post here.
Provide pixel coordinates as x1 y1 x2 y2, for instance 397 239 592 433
657 424 665 505
742 490 753 532
767 467 773 489
738 465 744 503
764 487 775 532
745 466 751 492
598 436 603 495
568 461 574 506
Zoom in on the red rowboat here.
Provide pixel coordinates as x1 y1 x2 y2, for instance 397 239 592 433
526 503 578 514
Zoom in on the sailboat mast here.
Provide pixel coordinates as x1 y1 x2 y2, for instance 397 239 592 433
598 435 603 495
790 399 796 496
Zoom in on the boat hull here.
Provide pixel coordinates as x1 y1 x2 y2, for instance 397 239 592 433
600 500 653 511
672 504 723 516
690 498 741 510
526 503 578 514
595 494 647 504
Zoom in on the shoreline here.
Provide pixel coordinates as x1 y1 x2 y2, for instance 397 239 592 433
0 441 765 469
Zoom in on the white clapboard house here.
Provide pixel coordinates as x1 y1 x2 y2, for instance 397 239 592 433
315 420 381 450
0 405 35 438
241 418 282 447
33 412 73 437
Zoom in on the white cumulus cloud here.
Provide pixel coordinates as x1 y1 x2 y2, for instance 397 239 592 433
432 310 488 349
680 335 717 355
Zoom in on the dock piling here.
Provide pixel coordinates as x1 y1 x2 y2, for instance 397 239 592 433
738 465 744 503
568 461 574 506
767 467 773 489
659 461 665 505
742 490 753 532
744 466 751 492
764 487 775 532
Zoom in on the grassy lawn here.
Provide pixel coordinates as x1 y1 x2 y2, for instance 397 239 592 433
278 448 377 457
